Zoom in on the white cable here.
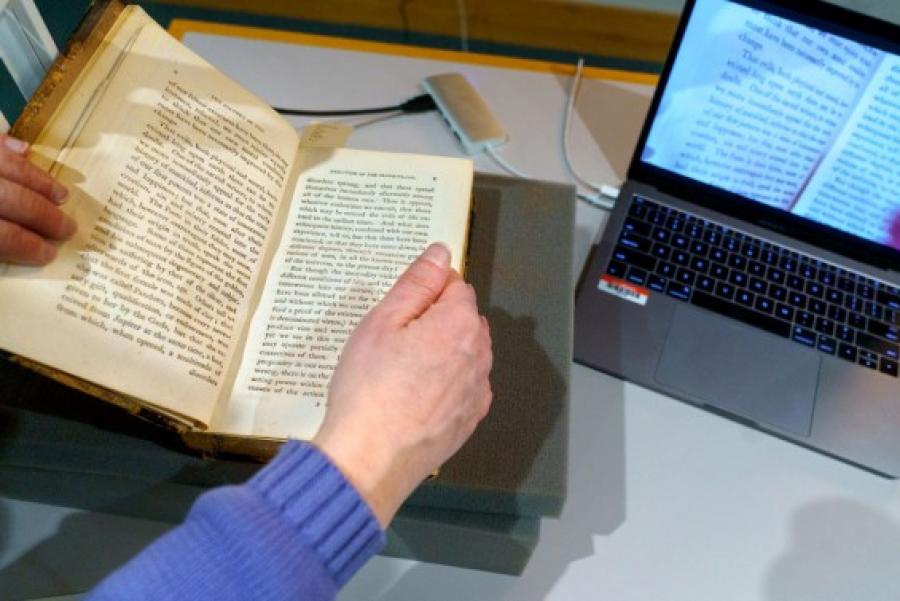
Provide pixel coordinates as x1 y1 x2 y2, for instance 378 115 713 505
484 144 615 210
456 0 469 52
562 58 621 207
484 144 529 178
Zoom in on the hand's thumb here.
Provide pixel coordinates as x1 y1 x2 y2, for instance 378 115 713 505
377 243 451 325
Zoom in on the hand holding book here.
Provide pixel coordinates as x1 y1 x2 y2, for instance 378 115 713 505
0 134 76 264
314 243 493 528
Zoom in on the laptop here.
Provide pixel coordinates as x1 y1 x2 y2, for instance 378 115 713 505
574 0 900 476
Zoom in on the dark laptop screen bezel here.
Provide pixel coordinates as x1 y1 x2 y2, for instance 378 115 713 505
627 0 900 270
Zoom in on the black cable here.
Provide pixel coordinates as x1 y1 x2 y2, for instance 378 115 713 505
274 93 436 117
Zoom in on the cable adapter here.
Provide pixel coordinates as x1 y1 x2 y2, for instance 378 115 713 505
421 73 508 154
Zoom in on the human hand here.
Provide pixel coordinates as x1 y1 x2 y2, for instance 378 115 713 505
0 134 75 265
313 243 493 528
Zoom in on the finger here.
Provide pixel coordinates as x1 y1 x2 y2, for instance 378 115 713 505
0 146 68 204
0 179 77 240
0 134 29 155
434 274 478 312
376 243 451 325
0 220 57 265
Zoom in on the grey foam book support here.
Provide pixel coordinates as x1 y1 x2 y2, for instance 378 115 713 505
0 173 574 574
409 173 574 517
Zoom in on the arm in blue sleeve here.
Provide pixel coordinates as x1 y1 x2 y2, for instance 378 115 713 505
87 441 385 601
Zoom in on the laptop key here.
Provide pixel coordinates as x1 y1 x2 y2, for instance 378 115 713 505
672 250 690 266
836 324 854 342
817 336 837 355
657 261 676 278
710 247 727 263
766 268 785 284
838 277 855 293
749 277 767 294
728 254 747 270
736 289 754 307
748 260 766 276
710 264 728 280
868 320 899 342
690 256 709 273
628 201 648 219
775 303 794 321
838 343 857 362
620 231 652 253
667 216 684 232
647 274 667 292
815 317 835 336
780 257 797 273
623 218 652 237
792 326 816 347
796 311 814 328
770 285 787 302
666 282 692 301
806 281 824 298
729 271 748 287
877 289 900 310
607 261 627 277
865 301 883 320
676 268 696 286
691 290 791 338
858 351 878 370
849 312 866 329
809 299 827 315
627 267 648 286
787 274 804 290
880 358 899 377
856 331 899 359
788 291 807 309
652 227 671 243
828 305 847 323
613 245 656 271
715 281 735 300
652 242 671 259
755 296 774 314
696 275 715 292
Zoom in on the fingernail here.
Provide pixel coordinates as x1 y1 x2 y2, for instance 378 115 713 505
3 135 29 154
60 215 78 238
422 242 450 268
51 184 69 204
36 243 57 264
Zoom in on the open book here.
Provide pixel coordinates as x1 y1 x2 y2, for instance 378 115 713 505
0 2 472 455
643 0 900 246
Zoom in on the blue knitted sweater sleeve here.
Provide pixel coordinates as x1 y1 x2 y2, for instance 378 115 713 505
87 440 385 601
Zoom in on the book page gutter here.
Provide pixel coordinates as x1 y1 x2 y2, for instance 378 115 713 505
216 147 471 439
0 15 298 425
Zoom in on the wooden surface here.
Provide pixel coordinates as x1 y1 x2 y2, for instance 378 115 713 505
147 0 679 64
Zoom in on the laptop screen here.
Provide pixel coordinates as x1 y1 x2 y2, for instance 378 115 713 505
639 0 900 252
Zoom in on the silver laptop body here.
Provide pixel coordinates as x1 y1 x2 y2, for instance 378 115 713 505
575 0 900 476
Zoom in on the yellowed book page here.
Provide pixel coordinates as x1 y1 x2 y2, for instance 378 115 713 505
0 8 298 425
212 147 473 439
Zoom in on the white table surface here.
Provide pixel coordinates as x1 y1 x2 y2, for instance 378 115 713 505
2 26 899 601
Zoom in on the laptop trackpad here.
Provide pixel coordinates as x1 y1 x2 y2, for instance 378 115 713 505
655 305 820 437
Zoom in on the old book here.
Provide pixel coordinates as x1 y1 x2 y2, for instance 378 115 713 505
0 0 472 456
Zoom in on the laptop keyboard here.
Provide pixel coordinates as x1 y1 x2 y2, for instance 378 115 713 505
606 195 899 378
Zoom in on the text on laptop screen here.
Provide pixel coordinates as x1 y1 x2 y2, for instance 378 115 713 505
641 0 900 250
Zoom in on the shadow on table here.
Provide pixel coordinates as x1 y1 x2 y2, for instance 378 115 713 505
342 363 628 601
0 505 171 600
765 498 900 601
